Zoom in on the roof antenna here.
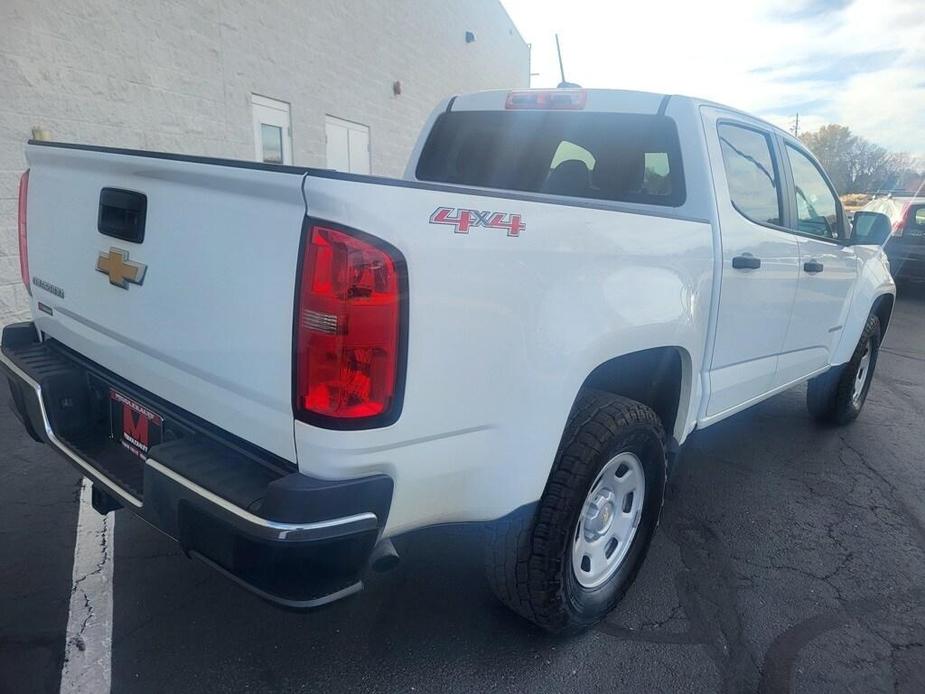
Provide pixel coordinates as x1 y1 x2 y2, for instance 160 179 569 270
555 34 581 89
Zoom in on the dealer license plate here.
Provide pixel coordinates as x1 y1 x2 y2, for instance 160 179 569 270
109 388 163 460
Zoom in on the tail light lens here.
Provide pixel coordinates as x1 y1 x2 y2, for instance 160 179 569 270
294 222 405 426
18 170 30 294
893 203 911 237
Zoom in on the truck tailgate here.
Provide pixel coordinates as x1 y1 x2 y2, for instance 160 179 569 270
23 143 307 462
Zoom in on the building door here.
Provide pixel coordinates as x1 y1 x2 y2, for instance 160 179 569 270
325 116 370 174
252 95 292 165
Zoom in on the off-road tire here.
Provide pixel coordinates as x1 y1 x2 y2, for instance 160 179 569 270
485 390 666 633
807 313 881 425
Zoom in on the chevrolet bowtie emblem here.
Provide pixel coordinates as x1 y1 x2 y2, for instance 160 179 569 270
96 247 147 289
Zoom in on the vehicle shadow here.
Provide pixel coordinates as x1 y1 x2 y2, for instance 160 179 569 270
112 511 571 693
109 314 925 693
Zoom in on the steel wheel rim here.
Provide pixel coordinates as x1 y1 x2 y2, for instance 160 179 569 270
571 452 646 589
852 337 873 406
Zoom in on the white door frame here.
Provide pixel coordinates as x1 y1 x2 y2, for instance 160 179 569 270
324 115 370 174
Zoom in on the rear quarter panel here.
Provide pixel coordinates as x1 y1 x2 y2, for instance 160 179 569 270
297 176 714 535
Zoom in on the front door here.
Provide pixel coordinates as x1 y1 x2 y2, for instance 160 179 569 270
776 141 858 384
702 113 801 419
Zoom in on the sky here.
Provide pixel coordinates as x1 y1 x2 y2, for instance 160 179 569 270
500 0 925 161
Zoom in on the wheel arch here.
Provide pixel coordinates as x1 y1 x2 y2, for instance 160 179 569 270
872 293 894 339
577 346 692 444
831 252 895 364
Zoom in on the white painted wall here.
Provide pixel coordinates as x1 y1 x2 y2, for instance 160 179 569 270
0 0 529 325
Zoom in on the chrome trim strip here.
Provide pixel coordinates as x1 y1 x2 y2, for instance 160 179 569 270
145 459 378 541
0 349 143 508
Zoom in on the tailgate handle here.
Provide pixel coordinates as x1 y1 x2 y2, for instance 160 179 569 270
98 188 147 243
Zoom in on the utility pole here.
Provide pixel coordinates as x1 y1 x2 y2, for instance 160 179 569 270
790 113 800 138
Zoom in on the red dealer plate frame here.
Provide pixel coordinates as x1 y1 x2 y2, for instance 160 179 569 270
109 387 163 461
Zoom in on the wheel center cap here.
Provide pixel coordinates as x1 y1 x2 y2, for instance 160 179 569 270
584 491 616 539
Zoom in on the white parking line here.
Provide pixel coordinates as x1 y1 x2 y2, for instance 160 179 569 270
60 479 114 694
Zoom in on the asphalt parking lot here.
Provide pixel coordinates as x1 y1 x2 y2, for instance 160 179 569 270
3 286 925 694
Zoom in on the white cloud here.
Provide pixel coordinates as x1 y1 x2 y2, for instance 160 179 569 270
500 0 925 160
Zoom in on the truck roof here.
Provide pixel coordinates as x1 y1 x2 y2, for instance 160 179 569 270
449 88 791 140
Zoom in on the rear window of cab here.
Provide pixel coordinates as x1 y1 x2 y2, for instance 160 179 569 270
415 111 686 207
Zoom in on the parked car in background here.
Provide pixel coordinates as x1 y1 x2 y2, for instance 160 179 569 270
863 193 925 282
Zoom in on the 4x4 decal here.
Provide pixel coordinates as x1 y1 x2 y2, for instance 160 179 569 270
429 207 525 237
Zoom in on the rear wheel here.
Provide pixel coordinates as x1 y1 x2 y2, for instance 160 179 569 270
807 313 881 424
485 390 666 633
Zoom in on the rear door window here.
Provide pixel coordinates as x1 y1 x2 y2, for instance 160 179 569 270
716 123 783 226
415 111 685 207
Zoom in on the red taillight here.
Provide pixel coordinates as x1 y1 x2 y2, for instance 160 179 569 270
893 203 911 237
505 89 587 110
18 170 30 294
294 223 405 425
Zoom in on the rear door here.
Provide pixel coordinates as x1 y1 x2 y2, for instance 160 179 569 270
702 111 801 418
24 143 307 461
776 140 858 382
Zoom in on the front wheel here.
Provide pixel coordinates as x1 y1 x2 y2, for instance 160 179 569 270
485 391 666 633
807 313 881 424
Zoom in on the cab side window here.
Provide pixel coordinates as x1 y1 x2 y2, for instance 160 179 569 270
786 145 841 240
717 123 783 226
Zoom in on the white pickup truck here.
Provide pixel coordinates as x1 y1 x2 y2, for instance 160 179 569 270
3 88 896 633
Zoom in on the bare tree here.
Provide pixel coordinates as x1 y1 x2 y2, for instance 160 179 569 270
799 124 921 194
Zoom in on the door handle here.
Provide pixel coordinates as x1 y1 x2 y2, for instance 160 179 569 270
803 260 824 274
732 255 761 270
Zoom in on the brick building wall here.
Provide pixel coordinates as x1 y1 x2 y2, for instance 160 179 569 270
0 0 529 324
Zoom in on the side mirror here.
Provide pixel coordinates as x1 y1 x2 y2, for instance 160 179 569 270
851 211 892 246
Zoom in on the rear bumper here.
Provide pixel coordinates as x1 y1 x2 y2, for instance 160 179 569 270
1 322 392 608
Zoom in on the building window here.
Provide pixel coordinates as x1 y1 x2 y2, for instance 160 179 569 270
251 95 292 165
325 116 370 174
